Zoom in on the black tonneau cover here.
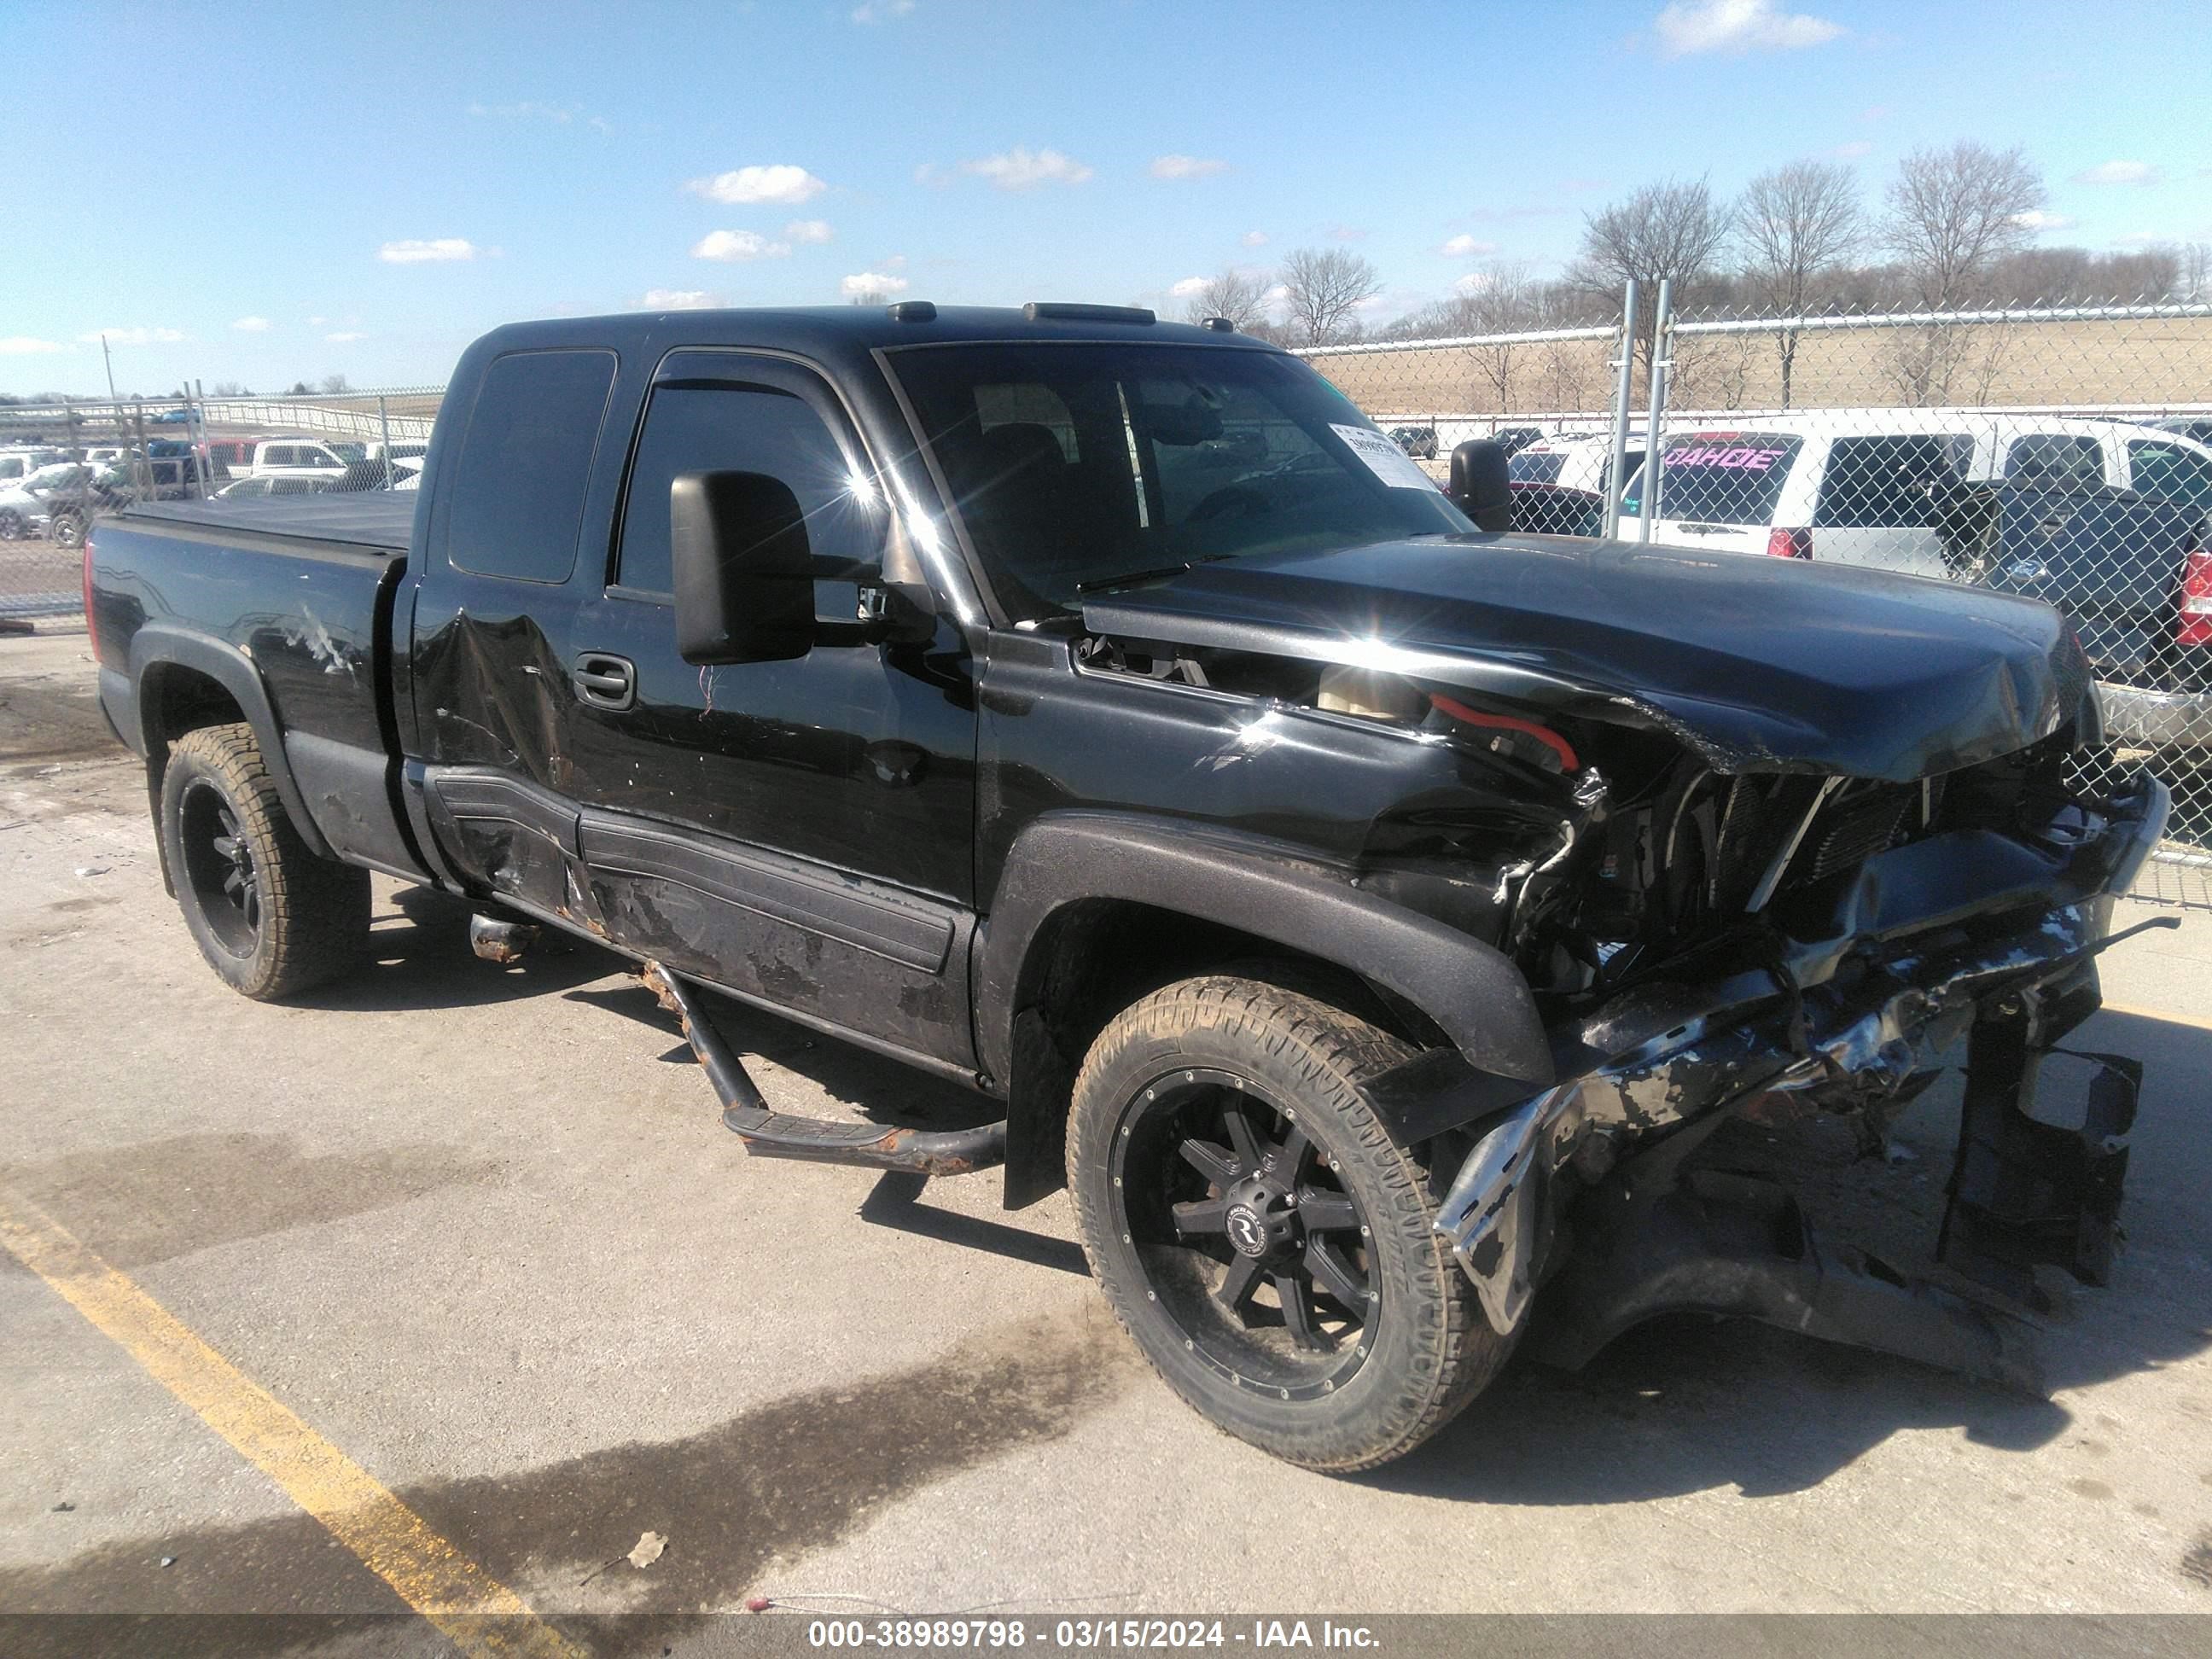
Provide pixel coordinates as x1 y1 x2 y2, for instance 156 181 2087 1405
118 493 415 554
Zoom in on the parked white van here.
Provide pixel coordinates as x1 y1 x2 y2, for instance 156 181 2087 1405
1620 410 2212 579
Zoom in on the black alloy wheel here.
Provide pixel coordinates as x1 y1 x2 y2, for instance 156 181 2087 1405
1111 1068 1377 1400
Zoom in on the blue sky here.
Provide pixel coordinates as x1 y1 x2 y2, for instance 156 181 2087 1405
4 0 2209 395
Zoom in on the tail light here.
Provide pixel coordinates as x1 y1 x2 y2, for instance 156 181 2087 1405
1767 527 1813 560
2179 545 2212 648
81 535 99 661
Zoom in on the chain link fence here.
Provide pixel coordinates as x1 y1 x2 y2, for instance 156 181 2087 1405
1296 296 2212 908
0 386 446 630
8 313 2204 905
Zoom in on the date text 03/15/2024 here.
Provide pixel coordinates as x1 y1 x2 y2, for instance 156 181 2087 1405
803 1619 1380 1649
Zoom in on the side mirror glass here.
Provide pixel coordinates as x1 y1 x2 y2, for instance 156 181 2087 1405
1448 439 1512 532
671 470 816 665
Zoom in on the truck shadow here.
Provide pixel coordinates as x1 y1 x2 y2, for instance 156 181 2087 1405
288 884 620 1013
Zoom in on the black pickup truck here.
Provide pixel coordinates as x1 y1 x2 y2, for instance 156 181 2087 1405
88 304 2168 1471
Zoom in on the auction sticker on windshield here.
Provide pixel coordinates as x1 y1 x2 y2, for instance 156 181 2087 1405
1331 423 1442 491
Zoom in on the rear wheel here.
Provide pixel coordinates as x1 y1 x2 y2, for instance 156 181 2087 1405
0 509 22 540
160 723 370 998
48 509 84 550
1066 975 1507 1471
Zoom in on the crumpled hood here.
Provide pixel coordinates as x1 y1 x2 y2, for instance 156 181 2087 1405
1080 534 2092 781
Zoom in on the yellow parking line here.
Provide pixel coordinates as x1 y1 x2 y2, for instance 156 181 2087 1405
0 1188 579 1659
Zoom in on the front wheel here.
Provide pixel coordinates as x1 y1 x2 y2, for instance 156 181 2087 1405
1066 975 1509 1471
0 509 22 541
160 723 370 998
48 509 84 550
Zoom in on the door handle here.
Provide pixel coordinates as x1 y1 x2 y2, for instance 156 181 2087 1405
572 653 637 712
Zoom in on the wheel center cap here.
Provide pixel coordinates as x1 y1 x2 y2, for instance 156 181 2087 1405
1225 1204 1270 1256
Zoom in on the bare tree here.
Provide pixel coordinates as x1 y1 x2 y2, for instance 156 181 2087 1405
1181 269 1272 330
1278 247 1382 346
846 289 888 306
1883 141 2044 308
1738 160 1863 405
318 374 352 395
1456 261 1540 411
2183 242 2212 302
1568 177 1731 387
1880 142 2044 404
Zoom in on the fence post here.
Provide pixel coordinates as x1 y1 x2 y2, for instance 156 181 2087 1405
131 401 153 504
378 395 393 489
190 378 212 498
1636 278 1674 544
1599 279 1638 540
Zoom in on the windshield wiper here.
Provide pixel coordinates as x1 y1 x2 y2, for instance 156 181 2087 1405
1074 555 1231 594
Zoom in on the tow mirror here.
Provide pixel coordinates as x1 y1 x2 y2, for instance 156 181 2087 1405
671 470 816 665
1448 439 1513 532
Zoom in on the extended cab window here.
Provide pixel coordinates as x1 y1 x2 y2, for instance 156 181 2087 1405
614 372 881 597
1813 434 1966 528
891 343 1468 620
448 348 618 583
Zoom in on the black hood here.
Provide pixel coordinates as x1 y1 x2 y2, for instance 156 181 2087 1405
1079 534 2091 781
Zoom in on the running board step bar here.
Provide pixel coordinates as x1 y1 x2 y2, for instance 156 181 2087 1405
643 963 1009 1178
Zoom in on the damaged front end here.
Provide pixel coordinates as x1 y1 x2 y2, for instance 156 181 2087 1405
1421 762 2166 1389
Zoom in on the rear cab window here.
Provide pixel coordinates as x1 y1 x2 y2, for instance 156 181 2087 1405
446 348 619 583
1643 432 1802 525
2126 439 2212 509
1508 451 1566 485
2003 434 2104 492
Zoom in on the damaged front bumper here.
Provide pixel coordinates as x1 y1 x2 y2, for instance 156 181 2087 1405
1418 772 2169 1362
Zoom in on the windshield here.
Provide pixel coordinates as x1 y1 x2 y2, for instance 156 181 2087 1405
2128 439 2212 509
890 343 1470 619
329 442 366 463
25 463 88 490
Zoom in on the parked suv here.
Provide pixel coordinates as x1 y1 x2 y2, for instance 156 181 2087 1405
245 439 356 480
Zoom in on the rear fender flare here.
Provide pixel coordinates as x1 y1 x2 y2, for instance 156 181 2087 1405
129 624 335 859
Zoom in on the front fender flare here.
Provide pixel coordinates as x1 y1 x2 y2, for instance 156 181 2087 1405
129 623 335 859
975 812 1553 1090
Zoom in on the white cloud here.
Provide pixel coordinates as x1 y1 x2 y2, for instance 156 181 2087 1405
588 116 613 135
641 288 721 310
882 253 907 269
1330 225 1367 242
1150 154 1227 180
0 336 66 355
378 238 479 264
324 331 367 343
231 316 271 332
684 165 826 206
1441 234 1499 257
784 218 835 244
851 0 914 20
963 146 1093 189
2012 210 2075 231
914 161 949 188
1169 276 1210 298
2075 160 2157 186
1452 272 1496 297
1261 283 1289 305
1656 0 1843 56
1240 230 1269 247
2114 232 2175 248
691 230 794 261
840 271 911 297
77 326 185 346
1829 139 1873 159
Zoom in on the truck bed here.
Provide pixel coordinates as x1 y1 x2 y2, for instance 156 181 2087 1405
116 493 416 555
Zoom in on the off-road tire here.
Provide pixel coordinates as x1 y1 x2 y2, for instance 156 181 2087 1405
1066 975 1509 1470
160 722 370 999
